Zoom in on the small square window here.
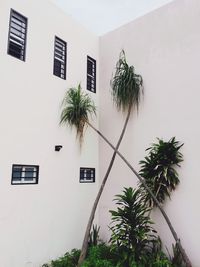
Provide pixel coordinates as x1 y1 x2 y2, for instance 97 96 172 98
7 9 28 61
80 168 95 183
87 56 96 93
53 36 67 79
11 165 39 185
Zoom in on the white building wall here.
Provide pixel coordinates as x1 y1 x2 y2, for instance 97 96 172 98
99 0 200 266
0 1 99 266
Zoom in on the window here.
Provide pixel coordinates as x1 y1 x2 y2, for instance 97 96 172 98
80 168 95 183
87 56 96 93
53 36 67 79
7 9 28 61
11 165 39 185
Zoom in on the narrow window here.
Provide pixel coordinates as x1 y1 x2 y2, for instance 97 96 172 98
87 56 96 93
53 36 67 79
80 168 95 183
11 165 39 185
7 9 28 61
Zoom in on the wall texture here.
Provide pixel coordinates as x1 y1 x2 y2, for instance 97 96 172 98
1 0 200 266
99 0 200 266
0 1 99 266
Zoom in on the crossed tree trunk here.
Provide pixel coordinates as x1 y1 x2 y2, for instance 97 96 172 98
77 114 192 267
77 105 132 267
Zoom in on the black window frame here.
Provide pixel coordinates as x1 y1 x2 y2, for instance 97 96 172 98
7 9 28 61
87 56 96 93
80 167 95 183
53 36 67 80
11 164 39 185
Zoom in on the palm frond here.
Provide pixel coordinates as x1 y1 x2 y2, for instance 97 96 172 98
109 187 158 262
60 84 96 142
138 137 184 207
111 50 143 112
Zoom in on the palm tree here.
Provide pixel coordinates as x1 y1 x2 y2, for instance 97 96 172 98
139 137 184 207
76 50 143 266
60 53 191 267
60 83 96 144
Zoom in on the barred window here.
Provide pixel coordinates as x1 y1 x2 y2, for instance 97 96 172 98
11 165 39 185
87 56 96 93
8 9 28 61
53 36 67 79
80 168 95 183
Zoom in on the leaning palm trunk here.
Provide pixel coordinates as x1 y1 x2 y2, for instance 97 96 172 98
82 121 192 267
60 58 191 265
77 105 132 267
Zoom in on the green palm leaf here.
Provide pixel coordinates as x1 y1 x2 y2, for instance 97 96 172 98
139 137 183 207
111 50 143 112
60 84 96 142
109 187 158 263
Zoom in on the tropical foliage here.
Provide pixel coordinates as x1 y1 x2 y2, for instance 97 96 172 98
42 186 184 267
42 249 80 267
139 137 183 207
109 187 158 265
170 243 187 267
77 50 143 266
111 50 143 112
81 244 116 267
88 224 100 247
60 84 96 142
59 50 190 266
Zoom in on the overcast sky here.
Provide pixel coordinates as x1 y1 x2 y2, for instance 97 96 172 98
51 0 174 35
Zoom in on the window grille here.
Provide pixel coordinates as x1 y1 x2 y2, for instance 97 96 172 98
11 165 39 185
53 36 67 79
8 9 27 61
80 168 95 183
87 56 96 93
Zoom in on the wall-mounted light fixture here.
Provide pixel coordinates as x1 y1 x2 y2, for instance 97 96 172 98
55 145 63 151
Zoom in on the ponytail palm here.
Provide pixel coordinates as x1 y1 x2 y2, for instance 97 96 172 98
112 50 142 112
60 84 96 143
60 52 191 267
76 51 143 267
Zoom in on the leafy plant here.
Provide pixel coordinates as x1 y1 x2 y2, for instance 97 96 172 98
42 249 80 267
170 243 187 267
138 137 190 266
81 244 116 267
60 83 96 143
88 224 100 247
109 187 158 265
60 59 191 266
69 51 143 266
148 238 172 267
111 50 143 112
139 137 183 207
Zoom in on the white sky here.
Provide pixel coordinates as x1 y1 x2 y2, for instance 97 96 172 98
51 0 174 35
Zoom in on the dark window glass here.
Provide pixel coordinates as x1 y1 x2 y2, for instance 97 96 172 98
53 36 67 79
8 9 27 61
11 165 39 185
80 168 95 183
87 56 96 93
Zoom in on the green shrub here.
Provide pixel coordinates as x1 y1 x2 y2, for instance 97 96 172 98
147 238 172 267
82 259 115 267
42 240 174 267
81 244 115 267
109 187 158 264
139 137 183 207
42 249 80 267
88 224 100 247
170 243 187 267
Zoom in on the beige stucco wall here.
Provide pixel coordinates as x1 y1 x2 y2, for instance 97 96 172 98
1 0 200 266
0 0 99 266
99 0 200 266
